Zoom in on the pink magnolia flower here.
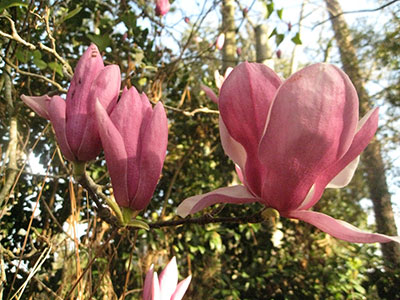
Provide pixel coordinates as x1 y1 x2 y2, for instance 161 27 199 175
143 257 191 300
216 33 225 50
21 44 121 162
178 62 400 244
95 87 168 210
156 0 170 16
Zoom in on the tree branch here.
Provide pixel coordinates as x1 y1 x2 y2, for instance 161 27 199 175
148 211 264 229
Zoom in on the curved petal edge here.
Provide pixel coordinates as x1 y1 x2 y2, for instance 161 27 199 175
286 210 400 244
177 185 257 218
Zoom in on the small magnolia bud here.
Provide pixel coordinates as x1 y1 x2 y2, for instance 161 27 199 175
276 49 282 59
184 17 190 23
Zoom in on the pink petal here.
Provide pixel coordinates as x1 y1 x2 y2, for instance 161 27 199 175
326 157 359 188
171 275 192 300
201 85 218 104
286 210 400 243
219 62 281 196
66 44 104 155
111 87 153 201
47 96 75 161
76 65 121 161
259 63 359 211
216 33 225 50
219 117 246 173
94 100 129 207
214 70 224 89
299 108 379 210
143 265 154 300
132 102 168 210
177 185 257 218
159 257 178 300
235 165 244 184
152 272 161 300
20 95 51 119
219 62 281 154
214 68 233 90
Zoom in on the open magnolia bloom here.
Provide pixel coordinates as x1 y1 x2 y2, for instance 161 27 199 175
143 257 191 300
178 62 400 244
21 44 121 162
95 87 168 211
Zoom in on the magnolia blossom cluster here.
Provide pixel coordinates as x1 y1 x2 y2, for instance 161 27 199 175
21 44 168 212
21 43 400 299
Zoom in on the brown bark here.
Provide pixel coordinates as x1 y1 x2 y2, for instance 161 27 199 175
221 0 237 72
325 0 400 265
255 24 274 68
0 68 19 209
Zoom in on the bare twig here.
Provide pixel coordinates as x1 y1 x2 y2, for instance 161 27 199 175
77 172 120 227
39 7 73 78
3 56 67 93
313 0 400 28
0 15 36 50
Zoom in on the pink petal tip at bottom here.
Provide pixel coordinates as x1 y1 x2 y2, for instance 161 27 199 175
177 185 257 218
286 210 400 244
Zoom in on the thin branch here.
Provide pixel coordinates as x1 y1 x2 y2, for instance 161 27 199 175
0 15 36 50
313 0 400 29
148 211 265 229
77 172 120 227
39 7 73 78
3 57 67 93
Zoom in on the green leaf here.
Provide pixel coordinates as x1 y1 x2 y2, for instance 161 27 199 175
33 58 47 70
121 12 137 31
125 219 149 230
276 33 284 46
277 8 283 19
48 62 63 77
32 49 42 59
15 49 31 63
291 32 302 45
269 28 277 38
0 0 28 11
63 6 82 22
87 34 112 52
266 3 274 18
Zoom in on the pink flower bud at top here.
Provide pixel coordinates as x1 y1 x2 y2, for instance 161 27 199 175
21 44 121 162
184 17 190 23
288 22 292 31
156 0 170 16
243 7 248 16
216 33 225 50
276 49 282 59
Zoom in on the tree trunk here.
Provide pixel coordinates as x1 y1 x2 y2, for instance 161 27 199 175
325 0 400 266
221 0 237 72
255 24 274 68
